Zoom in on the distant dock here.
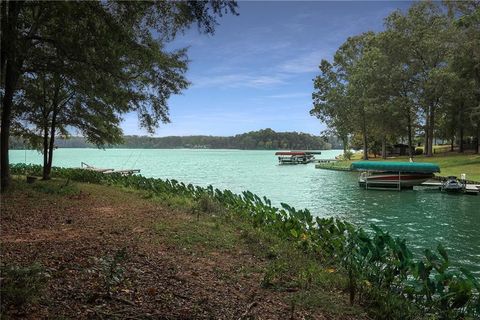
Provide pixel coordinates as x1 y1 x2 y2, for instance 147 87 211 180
79 162 140 176
314 159 352 171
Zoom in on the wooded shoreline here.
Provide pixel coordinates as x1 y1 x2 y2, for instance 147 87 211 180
8 129 339 151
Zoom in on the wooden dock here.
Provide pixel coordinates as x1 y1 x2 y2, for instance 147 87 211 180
314 159 338 163
421 180 480 195
104 169 141 175
79 162 140 176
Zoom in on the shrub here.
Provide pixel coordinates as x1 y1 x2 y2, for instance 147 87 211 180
0 264 47 313
31 179 77 195
194 194 224 214
414 148 423 155
343 150 354 160
90 248 128 296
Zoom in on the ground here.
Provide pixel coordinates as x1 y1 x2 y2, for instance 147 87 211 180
0 179 366 319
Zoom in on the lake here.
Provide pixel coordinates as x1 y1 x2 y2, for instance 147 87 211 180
10 148 480 273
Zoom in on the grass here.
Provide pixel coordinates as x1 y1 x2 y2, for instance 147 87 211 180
0 264 47 314
128 186 368 317
30 178 78 195
153 218 239 252
315 161 352 171
316 150 480 181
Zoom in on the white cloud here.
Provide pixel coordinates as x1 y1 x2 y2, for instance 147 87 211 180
191 73 286 89
265 92 311 99
279 50 331 74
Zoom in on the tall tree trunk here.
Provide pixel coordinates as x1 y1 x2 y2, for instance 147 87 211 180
407 108 413 158
1 1 8 77
0 70 16 190
342 136 348 158
459 102 464 153
450 138 454 152
362 135 368 160
424 110 429 156
381 136 386 159
45 108 58 179
42 125 49 180
426 104 435 157
459 126 464 153
476 124 480 154
0 1 22 192
361 108 368 160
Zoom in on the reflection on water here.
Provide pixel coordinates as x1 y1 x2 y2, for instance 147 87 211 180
10 148 480 273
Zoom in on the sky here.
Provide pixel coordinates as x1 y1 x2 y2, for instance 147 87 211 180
121 1 412 137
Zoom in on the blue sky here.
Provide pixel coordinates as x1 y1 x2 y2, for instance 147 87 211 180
122 1 412 137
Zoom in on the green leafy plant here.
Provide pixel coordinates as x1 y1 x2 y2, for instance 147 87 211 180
344 150 354 160
91 248 128 296
193 193 224 218
0 264 47 313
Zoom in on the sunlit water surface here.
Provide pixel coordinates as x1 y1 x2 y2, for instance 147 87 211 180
10 148 480 273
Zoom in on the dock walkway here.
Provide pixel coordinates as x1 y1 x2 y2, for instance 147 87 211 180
421 180 480 195
79 162 140 176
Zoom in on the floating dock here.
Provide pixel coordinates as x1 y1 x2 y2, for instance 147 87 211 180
421 180 480 195
314 159 338 164
275 151 318 165
79 162 140 176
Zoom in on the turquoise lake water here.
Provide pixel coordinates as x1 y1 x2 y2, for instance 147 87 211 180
10 148 480 273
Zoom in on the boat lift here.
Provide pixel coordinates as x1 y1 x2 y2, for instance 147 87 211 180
351 161 440 191
351 161 479 194
275 151 319 165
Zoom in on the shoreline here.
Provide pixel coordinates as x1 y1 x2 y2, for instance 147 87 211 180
315 152 480 182
3 164 479 319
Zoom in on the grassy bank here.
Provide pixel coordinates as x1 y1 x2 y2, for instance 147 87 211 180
1 178 365 319
3 165 480 319
316 152 480 182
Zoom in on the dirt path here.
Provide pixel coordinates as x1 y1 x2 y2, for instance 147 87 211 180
1 182 362 319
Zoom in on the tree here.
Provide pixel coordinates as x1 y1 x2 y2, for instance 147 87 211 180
14 71 125 179
385 2 454 157
311 1 480 158
311 30 377 159
311 32 379 161
334 32 377 160
311 60 353 157
1 1 238 190
448 1 480 153
1 1 25 190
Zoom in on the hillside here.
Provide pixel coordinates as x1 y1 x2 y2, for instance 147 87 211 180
10 129 340 150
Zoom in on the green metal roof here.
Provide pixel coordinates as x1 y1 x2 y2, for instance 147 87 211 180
350 161 440 173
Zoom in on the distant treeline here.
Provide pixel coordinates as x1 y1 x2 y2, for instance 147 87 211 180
10 129 341 150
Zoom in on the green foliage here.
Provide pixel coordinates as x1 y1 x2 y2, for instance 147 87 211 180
343 150 353 160
415 148 424 155
90 248 128 296
10 129 333 150
30 179 78 196
194 193 224 216
154 217 238 252
311 1 480 156
261 248 330 292
1 0 238 190
10 163 480 318
0 264 47 313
